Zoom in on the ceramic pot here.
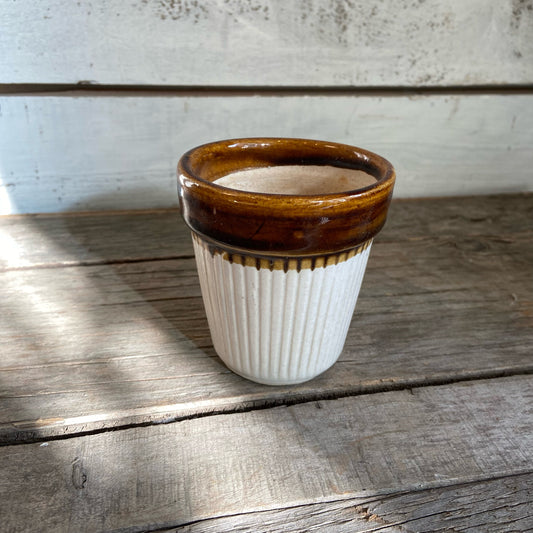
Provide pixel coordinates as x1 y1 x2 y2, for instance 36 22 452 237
178 138 395 385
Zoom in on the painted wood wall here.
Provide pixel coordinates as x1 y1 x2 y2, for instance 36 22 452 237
1 0 532 214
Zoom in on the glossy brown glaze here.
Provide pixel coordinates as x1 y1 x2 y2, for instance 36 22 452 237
178 138 395 256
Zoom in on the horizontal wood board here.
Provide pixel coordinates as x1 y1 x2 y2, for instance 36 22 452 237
0 209 188 270
1 195 532 442
1 376 532 532
1 94 533 214
1 0 532 86
168 473 533 532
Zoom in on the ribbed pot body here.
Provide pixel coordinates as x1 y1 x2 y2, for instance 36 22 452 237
193 234 372 385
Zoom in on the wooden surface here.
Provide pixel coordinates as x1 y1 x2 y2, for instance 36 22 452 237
1 377 532 532
1 0 532 86
1 93 533 214
0 194 532 531
1 194 532 442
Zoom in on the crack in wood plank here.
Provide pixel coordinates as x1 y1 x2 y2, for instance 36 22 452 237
3 369 533 446
126 471 533 532
0 255 197 272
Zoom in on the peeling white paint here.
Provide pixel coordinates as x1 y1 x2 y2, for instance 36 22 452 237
0 0 532 86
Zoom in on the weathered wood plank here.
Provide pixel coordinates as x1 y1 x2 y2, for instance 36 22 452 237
1 0 532 86
0 194 531 268
1 377 532 532
168 473 533 532
0 209 189 270
1 94 532 214
1 196 531 442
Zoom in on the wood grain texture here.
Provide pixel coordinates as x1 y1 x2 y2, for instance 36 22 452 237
1 195 532 442
1 94 533 214
1 0 532 86
0 210 189 270
0 376 532 532
169 473 533 532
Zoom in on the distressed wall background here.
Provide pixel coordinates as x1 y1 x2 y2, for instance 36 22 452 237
1 0 532 214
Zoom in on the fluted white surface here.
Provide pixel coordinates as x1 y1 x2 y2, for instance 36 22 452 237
193 237 372 385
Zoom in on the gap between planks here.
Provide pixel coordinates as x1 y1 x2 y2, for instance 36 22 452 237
4 368 533 447
0 254 196 272
2 83 533 97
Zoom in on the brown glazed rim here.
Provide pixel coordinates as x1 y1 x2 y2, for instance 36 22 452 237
178 137 395 255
